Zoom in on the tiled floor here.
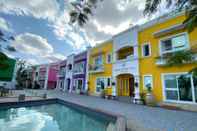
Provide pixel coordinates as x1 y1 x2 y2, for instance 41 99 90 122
1 89 197 131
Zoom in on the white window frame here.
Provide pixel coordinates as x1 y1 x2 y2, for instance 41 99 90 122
74 78 84 90
162 72 197 104
143 75 153 90
95 77 111 93
142 42 151 57
73 61 85 75
94 55 103 65
159 32 190 55
106 53 112 64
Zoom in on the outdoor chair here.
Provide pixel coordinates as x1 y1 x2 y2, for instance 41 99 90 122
0 87 9 97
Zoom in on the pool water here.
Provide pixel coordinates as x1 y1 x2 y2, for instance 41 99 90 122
0 104 116 131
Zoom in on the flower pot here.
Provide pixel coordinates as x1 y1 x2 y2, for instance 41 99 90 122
76 89 81 94
145 92 156 106
100 90 105 98
18 94 25 101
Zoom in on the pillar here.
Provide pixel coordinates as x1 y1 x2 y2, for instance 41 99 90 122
133 76 141 104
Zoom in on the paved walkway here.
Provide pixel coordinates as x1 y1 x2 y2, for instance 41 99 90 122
2 89 197 131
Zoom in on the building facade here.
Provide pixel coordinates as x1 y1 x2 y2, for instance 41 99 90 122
88 40 113 96
138 12 197 105
32 63 59 89
56 60 66 91
0 56 17 89
65 54 74 92
112 26 140 102
73 51 88 93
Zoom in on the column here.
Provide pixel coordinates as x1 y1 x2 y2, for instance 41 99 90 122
112 77 117 98
133 76 141 104
44 65 49 90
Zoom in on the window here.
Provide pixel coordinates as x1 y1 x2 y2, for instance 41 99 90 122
75 79 83 90
160 34 188 54
94 55 103 65
96 77 111 92
106 53 112 64
142 43 151 57
74 62 85 74
68 64 72 70
96 78 105 92
143 75 153 89
107 78 111 86
117 46 134 60
163 74 197 102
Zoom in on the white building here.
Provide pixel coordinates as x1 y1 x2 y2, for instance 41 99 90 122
64 54 74 92
112 26 140 102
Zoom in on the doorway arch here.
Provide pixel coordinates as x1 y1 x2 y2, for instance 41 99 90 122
116 74 134 97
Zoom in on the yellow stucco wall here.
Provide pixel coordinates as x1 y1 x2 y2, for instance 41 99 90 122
138 14 197 102
88 41 113 96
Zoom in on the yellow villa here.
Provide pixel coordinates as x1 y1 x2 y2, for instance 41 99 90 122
138 11 197 105
88 40 113 96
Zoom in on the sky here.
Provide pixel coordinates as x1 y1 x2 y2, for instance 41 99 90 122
0 0 172 65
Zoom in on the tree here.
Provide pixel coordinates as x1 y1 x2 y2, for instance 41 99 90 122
69 0 197 32
69 0 96 26
15 60 28 89
0 29 15 52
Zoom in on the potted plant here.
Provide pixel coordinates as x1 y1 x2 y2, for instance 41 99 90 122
140 92 146 105
145 86 156 106
100 88 105 98
76 88 81 94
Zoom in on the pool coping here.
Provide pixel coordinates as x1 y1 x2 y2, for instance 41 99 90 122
0 98 126 131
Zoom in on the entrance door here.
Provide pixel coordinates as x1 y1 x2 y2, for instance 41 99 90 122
67 79 70 91
117 74 134 96
75 79 83 91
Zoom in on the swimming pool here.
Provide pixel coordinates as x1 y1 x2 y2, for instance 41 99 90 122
0 99 117 131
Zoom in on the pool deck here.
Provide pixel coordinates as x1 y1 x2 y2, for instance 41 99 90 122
1 89 197 131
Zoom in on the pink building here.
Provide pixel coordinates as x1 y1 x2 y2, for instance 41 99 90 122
32 62 59 89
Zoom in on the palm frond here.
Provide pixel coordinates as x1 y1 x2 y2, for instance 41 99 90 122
83 6 92 15
69 11 79 23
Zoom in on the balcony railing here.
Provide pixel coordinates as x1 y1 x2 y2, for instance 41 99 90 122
89 64 104 73
58 70 65 77
39 75 46 80
155 53 197 66
115 55 138 63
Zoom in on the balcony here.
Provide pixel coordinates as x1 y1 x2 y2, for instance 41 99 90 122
39 75 46 80
155 52 197 66
113 55 139 76
89 64 104 73
58 71 65 77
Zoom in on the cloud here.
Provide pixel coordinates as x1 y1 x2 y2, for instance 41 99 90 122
0 17 12 32
11 33 65 64
52 0 148 46
12 33 53 55
0 0 60 21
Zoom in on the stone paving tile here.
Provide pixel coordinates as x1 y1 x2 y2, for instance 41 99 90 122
1 89 197 131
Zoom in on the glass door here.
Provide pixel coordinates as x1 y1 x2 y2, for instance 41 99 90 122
164 74 197 103
193 76 197 102
177 75 193 102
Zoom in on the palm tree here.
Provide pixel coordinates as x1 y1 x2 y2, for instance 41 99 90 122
0 29 16 69
0 30 16 61
69 1 93 27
